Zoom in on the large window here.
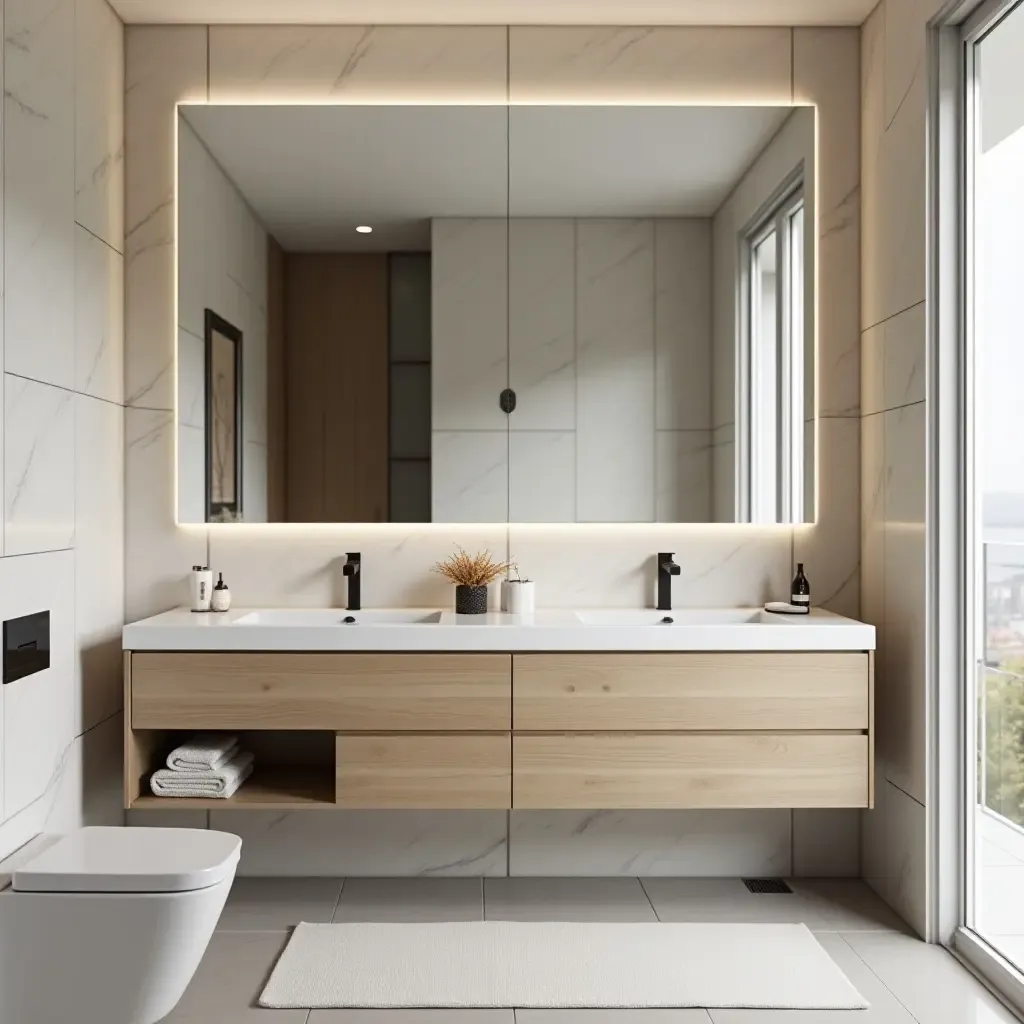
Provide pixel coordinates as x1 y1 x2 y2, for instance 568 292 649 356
962 0 1024 980
740 185 805 524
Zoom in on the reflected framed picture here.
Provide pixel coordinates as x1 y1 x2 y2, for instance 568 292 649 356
204 309 243 522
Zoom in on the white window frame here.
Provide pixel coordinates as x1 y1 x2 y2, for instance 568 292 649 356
737 175 805 524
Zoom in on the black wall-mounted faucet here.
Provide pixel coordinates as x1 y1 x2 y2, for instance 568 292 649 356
657 552 681 611
343 552 361 611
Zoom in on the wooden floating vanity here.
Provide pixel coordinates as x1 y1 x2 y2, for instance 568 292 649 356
123 649 874 812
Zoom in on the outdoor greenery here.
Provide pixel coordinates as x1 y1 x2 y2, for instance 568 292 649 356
984 657 1024 825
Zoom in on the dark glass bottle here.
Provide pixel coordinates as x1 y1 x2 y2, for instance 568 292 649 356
791 563 811 611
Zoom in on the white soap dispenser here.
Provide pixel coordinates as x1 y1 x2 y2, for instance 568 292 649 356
211 572 232 612
190 565 213 612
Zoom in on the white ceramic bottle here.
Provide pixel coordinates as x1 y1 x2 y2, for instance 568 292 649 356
190 566 213 612
211 573 232 613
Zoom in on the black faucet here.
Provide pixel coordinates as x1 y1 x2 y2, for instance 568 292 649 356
343 552 361 611
657 552 681 611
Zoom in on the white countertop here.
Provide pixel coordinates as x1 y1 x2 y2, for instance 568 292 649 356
122 606 875 652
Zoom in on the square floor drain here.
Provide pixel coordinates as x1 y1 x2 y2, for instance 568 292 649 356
742 878 793 894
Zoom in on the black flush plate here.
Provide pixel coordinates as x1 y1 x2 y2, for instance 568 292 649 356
3 611 50 684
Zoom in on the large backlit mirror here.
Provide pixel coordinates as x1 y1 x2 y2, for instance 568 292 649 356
176 104 815 525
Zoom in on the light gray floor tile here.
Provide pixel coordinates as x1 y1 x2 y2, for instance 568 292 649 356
790 880 910 933
844 931 1022 1024
485 878 657 922
219 876 344 931
640 878 828 927
160 931 307 1022
516 1012 712 1023
333 878 484 922
309 1012 513 1023
707 933 916 1023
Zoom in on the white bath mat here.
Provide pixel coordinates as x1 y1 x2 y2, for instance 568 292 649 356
259 921 868 1010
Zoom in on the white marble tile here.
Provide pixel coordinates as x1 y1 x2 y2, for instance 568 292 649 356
125 407 208 620
432 432 508 524
861 323 885 416
74 395 125 735
75 0 125 252
509 811 791 877
209 26 507 103
656 431 712 524
125 26 208 412
4 0 75 390
178 328 205 431
507 525 790 609
0 712 123 862
74 226 125 404
792 809 860 878
509 220 576 432
177 424 206 525
176 117 208 343
509 27 791 104
0 550 75 821
576 220 655 523
4 376 75 556
861 2 886 331
208 810 508 876
509 432 575 523
794 417 860 617
207 523 508 610
881 402 926 804
655 219 712 432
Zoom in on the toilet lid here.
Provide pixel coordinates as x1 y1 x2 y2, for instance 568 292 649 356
12 827 242 893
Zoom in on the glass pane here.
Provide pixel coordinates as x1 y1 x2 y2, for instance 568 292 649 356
751 228 778 523
970 0 1024 969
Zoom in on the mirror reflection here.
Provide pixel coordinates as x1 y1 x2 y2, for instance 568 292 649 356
177 104 815 525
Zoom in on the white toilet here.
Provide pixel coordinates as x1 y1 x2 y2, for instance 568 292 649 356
0 826 241 1024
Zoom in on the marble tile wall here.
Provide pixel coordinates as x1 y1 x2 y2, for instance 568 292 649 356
176 115 269 523
124 25 862 882
0 0 125 861
860 0 941 940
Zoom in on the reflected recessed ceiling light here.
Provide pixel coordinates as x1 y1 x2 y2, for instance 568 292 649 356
356 225 373 234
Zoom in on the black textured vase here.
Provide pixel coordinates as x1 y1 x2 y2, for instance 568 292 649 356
455 585 488 614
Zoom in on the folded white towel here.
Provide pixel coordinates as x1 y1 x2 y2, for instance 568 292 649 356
165 733 240 772
150 750 255 799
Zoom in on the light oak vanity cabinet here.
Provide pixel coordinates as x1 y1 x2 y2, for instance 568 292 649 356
123 650 872 812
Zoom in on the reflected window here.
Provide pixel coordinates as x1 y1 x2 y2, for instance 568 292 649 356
740 185 805 524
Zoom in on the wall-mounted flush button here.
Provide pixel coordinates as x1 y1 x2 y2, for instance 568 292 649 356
3 611 50 685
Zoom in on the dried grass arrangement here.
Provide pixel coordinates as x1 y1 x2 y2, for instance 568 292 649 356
433 547 512 588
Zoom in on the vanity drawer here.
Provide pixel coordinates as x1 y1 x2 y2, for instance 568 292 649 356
336 734 511 808
513 653 869 731
130 653 511 731
512 733 869 809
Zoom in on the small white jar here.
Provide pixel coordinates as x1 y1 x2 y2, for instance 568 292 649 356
504 580 535 615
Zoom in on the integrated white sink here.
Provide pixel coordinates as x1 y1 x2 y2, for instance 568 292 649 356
575 609 764 626
124 605 875 653
233 609 443 626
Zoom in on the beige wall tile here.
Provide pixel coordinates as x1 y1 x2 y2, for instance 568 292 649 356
795 417 861 618
125 26 208 411
861 3 886 330
880 400 926 804
209 26 507 103
795 28 861 419
861 408 885 632
509 27 791 104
